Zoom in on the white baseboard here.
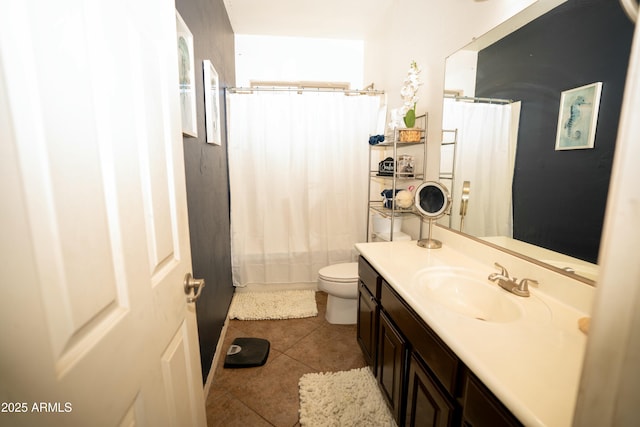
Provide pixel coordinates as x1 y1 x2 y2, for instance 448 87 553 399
203 317 230 399
233 282 318 293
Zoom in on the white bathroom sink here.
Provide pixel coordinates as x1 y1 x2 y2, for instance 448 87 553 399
409 267 523 323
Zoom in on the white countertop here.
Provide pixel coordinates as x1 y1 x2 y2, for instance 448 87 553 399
355 240 589 427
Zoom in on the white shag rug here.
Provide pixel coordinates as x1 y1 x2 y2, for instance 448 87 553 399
298 367 396 427
228 289 318 320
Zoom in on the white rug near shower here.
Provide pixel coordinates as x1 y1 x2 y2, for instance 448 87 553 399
298 367 396 427
228 289 318 320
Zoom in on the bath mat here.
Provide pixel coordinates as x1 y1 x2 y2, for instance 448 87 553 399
228 289 318 320
298 367 396 427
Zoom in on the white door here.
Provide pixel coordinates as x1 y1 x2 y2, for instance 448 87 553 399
0 1 206 426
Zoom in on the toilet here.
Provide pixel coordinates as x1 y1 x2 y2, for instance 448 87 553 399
318 230 411 325
371 213 411 242
318 262 359 324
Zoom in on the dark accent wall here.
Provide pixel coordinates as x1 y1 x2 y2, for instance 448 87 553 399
476 0 634 263
175 0 235 381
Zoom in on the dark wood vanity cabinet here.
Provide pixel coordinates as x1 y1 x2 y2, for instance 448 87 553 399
381 277 461 426
357 256 522 427
357 257 380 369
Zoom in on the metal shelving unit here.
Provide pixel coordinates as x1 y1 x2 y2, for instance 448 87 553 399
366 114 428 241
439 128 458 228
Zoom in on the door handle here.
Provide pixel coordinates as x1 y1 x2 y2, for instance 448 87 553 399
184 273 205 303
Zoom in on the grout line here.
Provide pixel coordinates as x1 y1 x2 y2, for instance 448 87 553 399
207 292 347 426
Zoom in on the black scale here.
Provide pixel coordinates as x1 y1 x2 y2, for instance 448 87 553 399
223 337 270 369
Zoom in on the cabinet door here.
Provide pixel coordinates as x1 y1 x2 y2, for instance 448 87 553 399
357 281 378 369
405 354 457 427
381 279 460 395
462 373 522 427
378 311 407 423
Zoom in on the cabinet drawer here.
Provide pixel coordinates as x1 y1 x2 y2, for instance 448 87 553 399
381 279 460 395
358 256 381 299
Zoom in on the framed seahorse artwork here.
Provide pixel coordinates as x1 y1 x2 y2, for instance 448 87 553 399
555 82 602 150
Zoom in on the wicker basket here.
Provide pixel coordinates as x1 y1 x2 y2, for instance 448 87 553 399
399 129 422 142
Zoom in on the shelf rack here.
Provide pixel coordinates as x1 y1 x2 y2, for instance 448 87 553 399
366 114 428 241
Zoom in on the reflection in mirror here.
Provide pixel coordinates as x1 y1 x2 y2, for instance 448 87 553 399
440 98 520 238
440 0 635 284
415 181 451 249
459 181 470 232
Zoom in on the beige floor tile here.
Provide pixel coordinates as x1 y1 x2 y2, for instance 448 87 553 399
228 317 320 354
206 291 365 427
285 323 366 373
308 292 328 324
225 352 314 427
206 391 272 427
212 345 285 393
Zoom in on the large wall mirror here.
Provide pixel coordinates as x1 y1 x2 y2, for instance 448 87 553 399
439 0 635 284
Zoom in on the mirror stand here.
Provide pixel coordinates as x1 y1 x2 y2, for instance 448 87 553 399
415 181 451 250
417 218 442 248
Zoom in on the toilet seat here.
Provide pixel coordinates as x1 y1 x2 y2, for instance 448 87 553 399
318 262 358 283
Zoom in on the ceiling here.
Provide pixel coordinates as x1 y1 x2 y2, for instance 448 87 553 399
222 0 394 39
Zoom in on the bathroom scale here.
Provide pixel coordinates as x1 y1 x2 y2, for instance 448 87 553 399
223 337 270 369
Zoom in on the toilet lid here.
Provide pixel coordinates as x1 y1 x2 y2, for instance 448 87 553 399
318 262 358 283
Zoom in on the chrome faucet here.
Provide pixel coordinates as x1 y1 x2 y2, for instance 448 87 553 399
488 262 538 297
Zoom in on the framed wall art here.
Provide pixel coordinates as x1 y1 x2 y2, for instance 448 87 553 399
203 60 221 145
176 11 197 137
555 82 602 150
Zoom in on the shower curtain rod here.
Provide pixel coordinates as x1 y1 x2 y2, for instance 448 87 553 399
227 86 385 95
444 93 513 104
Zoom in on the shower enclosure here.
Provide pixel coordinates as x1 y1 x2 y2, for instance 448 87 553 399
226 88 384 288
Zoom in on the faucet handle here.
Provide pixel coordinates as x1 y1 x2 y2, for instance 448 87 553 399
493 262 509 278
515 278 539 297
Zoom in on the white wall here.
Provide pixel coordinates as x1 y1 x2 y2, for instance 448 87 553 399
235 34 365 88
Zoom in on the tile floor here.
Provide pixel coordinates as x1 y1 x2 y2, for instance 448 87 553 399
205 291 367 427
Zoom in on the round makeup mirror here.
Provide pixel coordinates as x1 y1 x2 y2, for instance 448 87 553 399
414 181 451 249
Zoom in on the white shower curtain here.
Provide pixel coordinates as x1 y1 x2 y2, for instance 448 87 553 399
442 98 519 238
227 91 382 287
